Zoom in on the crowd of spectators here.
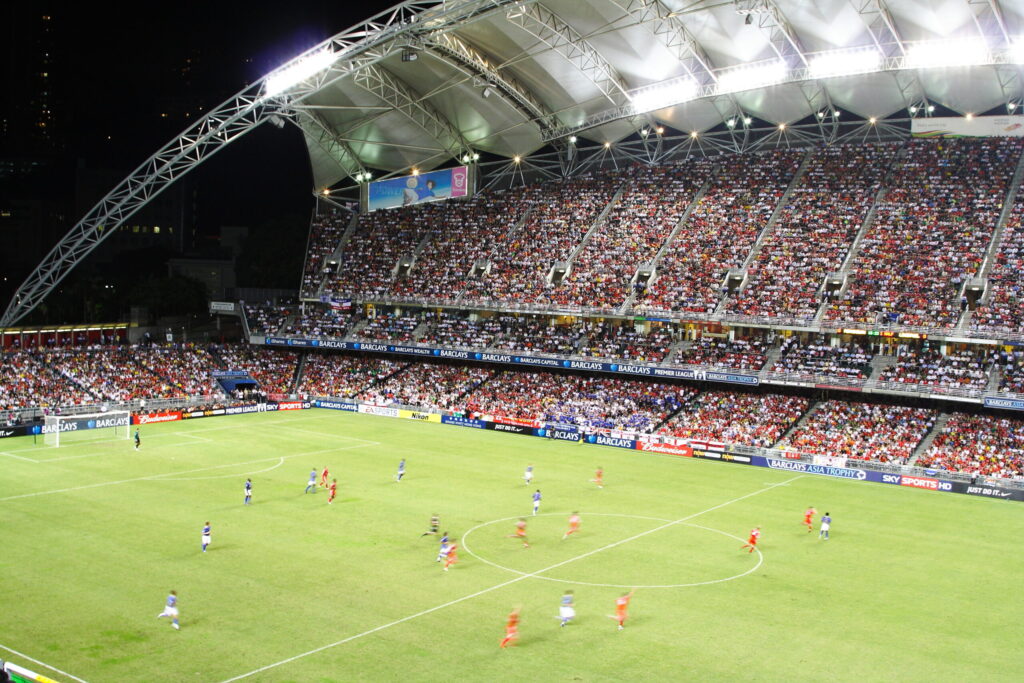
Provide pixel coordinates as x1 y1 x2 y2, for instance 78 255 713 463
354 311 422 343
826 138 1023 328
244 303 292 337
359 364 494 410
299 354 408 398
659 391 808 447
671 337 767 371
770 337 873 380
0 350 97 410
134 344 221 397
877 347 992 392
491 317 585 356
281 305 357 339
577 322 675 363
559 162 713 308
971 178 1024 336
778 401 935 463
638 149 804 315
466 371 695 432
916 413 1024 479
463 172 626 305
215 345 299 394
417 312 503 349
44 347 192 401
391 189 530 302
998 353 1024 394
300 204 352 298
727 143 898 320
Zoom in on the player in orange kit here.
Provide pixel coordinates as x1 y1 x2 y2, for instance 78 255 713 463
320 466 330 488
327 478 338 504
508 518 530 548
803 507 817 533
499 607 521 648
443 542 458 571
591 467 604 489
741 526 760 553
608 590 634 630
562 512 581 540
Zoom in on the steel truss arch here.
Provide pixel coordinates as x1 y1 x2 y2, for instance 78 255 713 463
296 109 369 186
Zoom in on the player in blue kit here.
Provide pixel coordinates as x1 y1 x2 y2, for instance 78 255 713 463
244 478 252 505
304 468 317 494
819 512 832 540
201 522 212 552
157 590 180 630
396 459 406 482
558 591 575 627
523 465 534 486
532 489 542 516
436 532 450 562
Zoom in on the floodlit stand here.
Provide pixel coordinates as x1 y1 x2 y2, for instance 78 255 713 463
43 410 131 448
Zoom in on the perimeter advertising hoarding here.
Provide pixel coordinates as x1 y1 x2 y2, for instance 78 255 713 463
365 166 470 212
911 116 1024 138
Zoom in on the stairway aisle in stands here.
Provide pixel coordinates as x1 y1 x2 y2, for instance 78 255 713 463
910 412 951 464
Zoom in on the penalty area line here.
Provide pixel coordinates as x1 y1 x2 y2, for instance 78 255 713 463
217 474 804 682
0 642 90 683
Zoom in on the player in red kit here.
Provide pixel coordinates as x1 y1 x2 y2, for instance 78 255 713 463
320 466 330 488
443 542 458 571
327 478 338 504
803 507 817 533
562 512 581 540
608 590 634 630
591 467 604 489
508 518 530 548
741 526 760 553
499 607 521 648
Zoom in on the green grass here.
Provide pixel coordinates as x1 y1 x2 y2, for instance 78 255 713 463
1 409 1023 682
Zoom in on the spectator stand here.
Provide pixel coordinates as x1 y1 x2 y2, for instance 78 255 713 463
667 334 769 373
970 169 1024 339
916 411 1024 479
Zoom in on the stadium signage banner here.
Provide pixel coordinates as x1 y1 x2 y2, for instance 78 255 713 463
34 415 132 434
636 441 693 457
757 456 868 480
488 422 533 435
212 370 250 379
366 166 470 212
182 408 228 419
911 115 1024 138
963 484 1024 501
586 434 638 450
440 415 487 429
536 427 582 442
278 401 305 411
434 349 471 360
983 396 1024 411
899 475 953 491
314 399 358 412
0 425 32 439
358 405 400 418
135 412 183 425
225 403 276 415
399 409 442 423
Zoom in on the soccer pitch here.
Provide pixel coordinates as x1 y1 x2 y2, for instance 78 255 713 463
1 410 1022 682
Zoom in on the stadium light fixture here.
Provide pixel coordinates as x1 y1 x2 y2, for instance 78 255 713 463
513 155 521 163
869 116 876 124
718 60 786 94
568 135 577 143
412 168 420 176
264 49 337 98
1009 103 1018 111
966 113 974 121
630 78 698 115
743 116 752 125
809 48 881 79
909 105 918 114
927 105 935 113
690 131 698 138
906 38 989 69
603 141 611 148
816 111 825 118
656 126 664 134
778 123 786 131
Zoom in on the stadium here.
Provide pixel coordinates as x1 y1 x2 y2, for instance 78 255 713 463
2 0 1024 681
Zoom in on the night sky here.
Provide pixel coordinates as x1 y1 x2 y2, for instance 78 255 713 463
1 2 400 321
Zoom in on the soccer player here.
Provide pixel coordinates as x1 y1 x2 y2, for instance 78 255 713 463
609 590 634 631
244 478 252 505
563 512 581 540
134 428 141 451
741 526 760 553
500 607 521 648
532 489 542 516
396 458 406 482
591 467 604 489
156 590 180 630
421 514 440 537
523 465 534 486
508 518 530 548
803 506 817 533
201 522 212 553
820 512 832 540
328 478 338 504
320 466 330 488
304 468 317 494
436 533 450 562
443 542 458 571
558 591 575 627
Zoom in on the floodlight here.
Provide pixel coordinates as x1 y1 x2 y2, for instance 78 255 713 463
568 135 577 143
718 61 787 94
1009 103 1018 111
412 168 420 176
966 113 974 121
743 116 752 125
630 78 698 115
809 48 881 79
513 155 521 163
727 118 736 127
655 126 664 134
604 142 611 148
869 117 876 124
690 131 698 138
906 38 989 68
264 49 337 98
472 153 480 160
778 123 786 130
909 105 918 114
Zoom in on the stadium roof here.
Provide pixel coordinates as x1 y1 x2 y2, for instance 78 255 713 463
286 0 1024 188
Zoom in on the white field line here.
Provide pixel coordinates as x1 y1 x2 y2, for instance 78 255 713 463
218 475 805 683
0 642 90 683
0 443 377 503
0 451 38 462
157 457 287 482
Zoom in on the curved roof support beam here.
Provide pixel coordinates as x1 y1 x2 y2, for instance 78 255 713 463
506 2 631 105
965 0 1021 112
851 0 933 116
295 110 369 188
353 64 473 164
606 0 751 145
425 32 561 136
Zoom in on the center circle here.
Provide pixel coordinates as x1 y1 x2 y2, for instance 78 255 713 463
461 512 762 589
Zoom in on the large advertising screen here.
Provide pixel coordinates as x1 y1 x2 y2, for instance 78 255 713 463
912 116 1024 138
365 166 470 212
